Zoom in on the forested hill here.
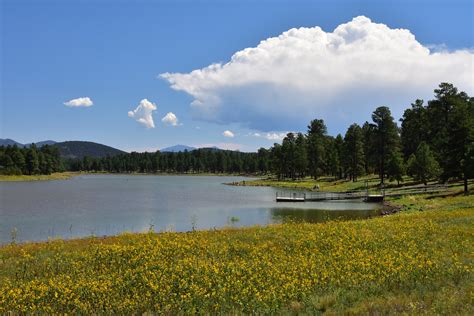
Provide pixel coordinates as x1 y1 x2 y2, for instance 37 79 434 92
55 141 126 159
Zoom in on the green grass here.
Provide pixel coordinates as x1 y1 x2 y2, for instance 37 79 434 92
233 175 468 193
0 193 472 314
231 175 386 192
0 172 79 182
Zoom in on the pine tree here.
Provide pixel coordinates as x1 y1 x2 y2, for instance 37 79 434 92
343 124 365 182
387 150 405 186
307 119 327 179
400 99 427 160
25 147 40 175
294 133 307 178
407 142 440 185
371 106 400 184
445 95 474 193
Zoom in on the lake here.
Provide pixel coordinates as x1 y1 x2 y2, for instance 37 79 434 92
0 175 381 243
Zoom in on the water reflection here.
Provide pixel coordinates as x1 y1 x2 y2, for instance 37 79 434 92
271 207 381 224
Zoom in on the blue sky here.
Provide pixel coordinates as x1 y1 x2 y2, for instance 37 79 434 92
1 0 473 152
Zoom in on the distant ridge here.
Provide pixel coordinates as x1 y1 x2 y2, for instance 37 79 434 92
1 139 126 159
55 141 126 159
0 139 57 148
30 140 57 147
161 145 196 152
1 139 229 157
160 145 225 152
0 138 23 147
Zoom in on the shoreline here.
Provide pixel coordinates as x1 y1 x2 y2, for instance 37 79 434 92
0 172 261 182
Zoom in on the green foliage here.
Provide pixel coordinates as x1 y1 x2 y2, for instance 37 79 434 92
306 119 327 179
343 124 365 182
0 144 61 176
407 142 440 185
371 106 400 184
400 99 427 159
386 150 405 186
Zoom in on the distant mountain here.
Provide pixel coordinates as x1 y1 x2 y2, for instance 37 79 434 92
161 145 196 152
0 139 57 148
0 138 23 147
27 140 57 147
199 146 222 151
55 141 126 159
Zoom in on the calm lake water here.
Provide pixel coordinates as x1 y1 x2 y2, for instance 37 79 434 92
0 175 381 243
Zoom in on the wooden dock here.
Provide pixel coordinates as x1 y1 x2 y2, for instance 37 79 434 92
276 191 370 202
275 184 448 203
276 192 306 202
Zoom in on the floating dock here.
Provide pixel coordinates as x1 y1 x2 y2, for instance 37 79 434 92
276 192 306 202
276 191 383 202
276 184 449 203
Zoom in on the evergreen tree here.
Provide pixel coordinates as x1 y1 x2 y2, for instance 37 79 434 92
426 83 463 173
407 142 440 185
334 134 344 179
343 124 365 182
445 95 474 193
307 119 327 179
371 106 400 184
387 150 405 186
361 121 376 174
400 99 427 159
25 146 40 175
281 133 297 179
294 133 307 178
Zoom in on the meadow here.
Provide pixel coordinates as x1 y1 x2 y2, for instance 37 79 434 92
228 175 442 192
0 192 472 314
0 172 77 182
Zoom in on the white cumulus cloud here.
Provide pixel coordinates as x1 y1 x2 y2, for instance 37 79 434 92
161 16 473 132
161 112 179 126
252 132 288 141
264 132 288 141
128 99 157 128
64 97 93 107
223 130 235 138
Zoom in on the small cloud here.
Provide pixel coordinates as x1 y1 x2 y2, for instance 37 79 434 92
253 132 288 141
161 112 179 126
128 99 157 128
64 97 93 107
223 130 235 138
264 132 287 141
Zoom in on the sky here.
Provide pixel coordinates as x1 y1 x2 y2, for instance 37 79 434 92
1 0 473 152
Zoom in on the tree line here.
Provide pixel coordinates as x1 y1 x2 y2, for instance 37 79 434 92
268 83 473 192
63 149 263 175
1 83 472 192
0 144 62 175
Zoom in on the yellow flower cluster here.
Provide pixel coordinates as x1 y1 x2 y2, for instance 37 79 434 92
0 208 472 313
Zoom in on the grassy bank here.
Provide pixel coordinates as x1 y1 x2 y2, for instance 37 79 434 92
229 175 470 194
0 172 79 182
1 194 472 314
227 175 392 192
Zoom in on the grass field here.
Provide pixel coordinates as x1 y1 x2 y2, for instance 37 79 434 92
0 172 78 182
0 192 472 314
230 175 467 193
